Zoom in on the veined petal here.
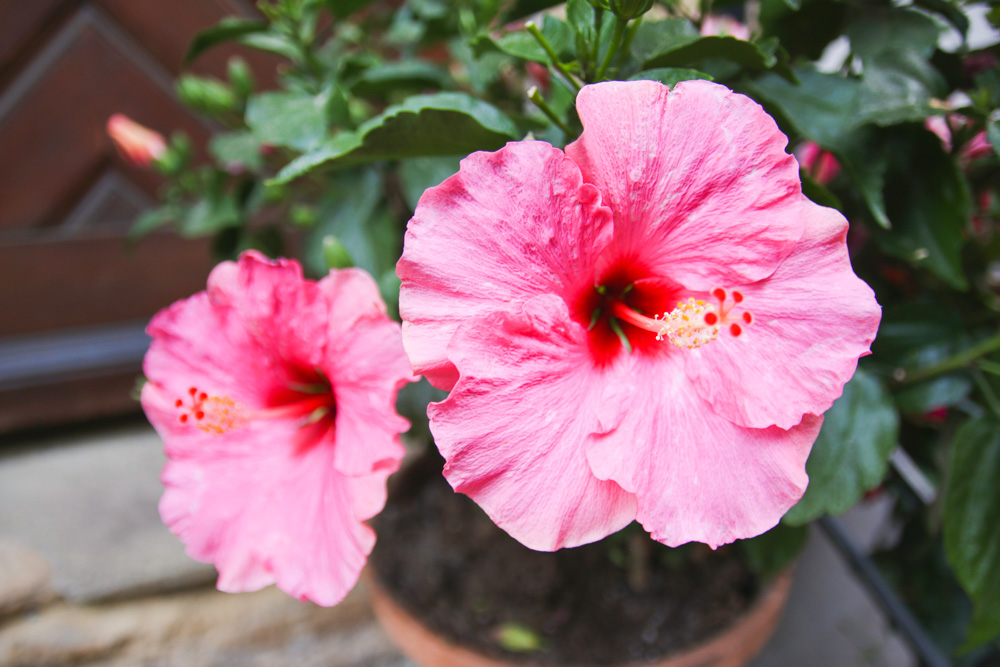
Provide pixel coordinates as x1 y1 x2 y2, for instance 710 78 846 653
428 295 636 551
586 354 821 548
155 418 382 607
398 141 614 390
567 79 803 289
688 206 881 429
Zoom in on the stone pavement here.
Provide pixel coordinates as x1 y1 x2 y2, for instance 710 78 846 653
0 418 915 666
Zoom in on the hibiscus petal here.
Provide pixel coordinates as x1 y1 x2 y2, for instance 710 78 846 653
567 79 803 289
398 141 614 390
428 295 636 551
688 205 881 429
156 420 381 607
586 355 821 548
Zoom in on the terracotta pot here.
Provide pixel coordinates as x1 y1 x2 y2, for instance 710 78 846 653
369 567 793 667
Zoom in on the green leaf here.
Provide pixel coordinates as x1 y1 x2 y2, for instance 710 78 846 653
245 90 330 151
799 171 841 210
896 376 972 414
784 369 899 525
857 50 944 126
398 156 462 210
988 118 1000 156
635 19 795 82
759 0 847 61
209 132 264 172
873 126 970 290
272 93 517 184
747 68 862 147
180 192 241 237
846 6 940 61
629 67 714 86
475 14 573 64
913 0 968 36
943 418 1000 649
348 61 454 97
321 235 355 270
238 31 302 61
184 17 268 65
304 168 402 280
740 523 809 579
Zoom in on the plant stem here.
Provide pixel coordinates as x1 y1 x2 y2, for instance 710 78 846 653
973 369 1000 421
595 16 629 80
899 332 1000 384
619 17 642 67
527 86 575 137
525 22 582 91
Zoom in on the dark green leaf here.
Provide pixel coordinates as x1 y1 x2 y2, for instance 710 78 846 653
348 61 454 97
741 523 809 579
858 50 944 126
245 90 330 151
180 192 241 237
759 0 846 61
637 23 795 82
944 418 1000 649
831 127 891 229
184 17 268 66
784 369 899 525
988 118 1000 156
913 0 968 36
896 376 972 414
209 132 264 172
873 127 970 290
846 6 940 61
746 68 862 146
398 156 462 210
272 93 517 184
629 67 714 86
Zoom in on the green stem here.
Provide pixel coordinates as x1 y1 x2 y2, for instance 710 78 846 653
595 16 629 80
618 16 642 67
527 86 575 137
973 369 1000 421
900 332 1000 384
525 21 582 91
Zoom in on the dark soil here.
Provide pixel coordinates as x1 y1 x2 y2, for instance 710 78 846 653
370 452 759 665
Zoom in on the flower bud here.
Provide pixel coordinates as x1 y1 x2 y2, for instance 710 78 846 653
610 0 653 19
106 114 167 168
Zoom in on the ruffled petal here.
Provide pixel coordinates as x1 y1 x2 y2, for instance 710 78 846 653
315 269 413 476
586 355 821 548
154 417 381 607
428 295 636 551
687 205 881 429
398 141 614 390
566 79 803 289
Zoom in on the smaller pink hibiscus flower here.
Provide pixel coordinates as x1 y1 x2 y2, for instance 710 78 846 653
141 251 413 606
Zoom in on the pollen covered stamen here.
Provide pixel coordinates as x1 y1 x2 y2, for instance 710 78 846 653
175 386 246 435
656 298 719 349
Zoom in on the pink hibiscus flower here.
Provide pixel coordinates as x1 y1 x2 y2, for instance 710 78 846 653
397 80 880 551
106 114 167 168
141 251 413 606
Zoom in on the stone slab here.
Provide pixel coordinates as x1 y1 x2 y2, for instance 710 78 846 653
0 422 215 602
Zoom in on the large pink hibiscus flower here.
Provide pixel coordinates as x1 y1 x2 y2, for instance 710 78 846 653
142 251 413 605
397 80 880 551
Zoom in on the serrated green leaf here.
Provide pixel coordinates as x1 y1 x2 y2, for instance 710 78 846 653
784 369 899 525
944 418 1000 649
628 67 714 86
184 17 268 65
272 93 517 184
873 126 970 290
245 91 330 152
